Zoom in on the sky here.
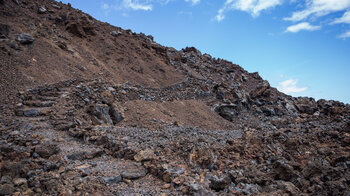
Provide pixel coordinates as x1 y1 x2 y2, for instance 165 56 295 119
60 0 350 103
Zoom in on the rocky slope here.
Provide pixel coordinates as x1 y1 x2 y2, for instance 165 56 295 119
1 0 350 195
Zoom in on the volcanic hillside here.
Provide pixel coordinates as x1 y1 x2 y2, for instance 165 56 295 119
0 0 350 195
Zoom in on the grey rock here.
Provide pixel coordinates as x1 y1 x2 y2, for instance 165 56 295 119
35 143 59 158
0 176 12 185
38 6 47 14
110 31 122 37
103 175 122 184
23 109 39 117
0 184 15 195
134 149 155 162
16 33 35 44
121 163 147 179
209 175 231 191
214 104 239 121
52 4 62 9
110 106 124 124
87 104 113 125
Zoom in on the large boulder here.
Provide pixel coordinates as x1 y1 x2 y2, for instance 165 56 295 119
250 80 270 98
317 99 345 115
87 104 113 125
294 97 318 114
214 104 240 121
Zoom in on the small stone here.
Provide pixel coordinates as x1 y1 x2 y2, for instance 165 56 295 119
32 152 40 158
35 143 59 158
23 109 39 117
16 34 35 44
0 184 15 195
209 175 231 191
38 6 47 14
134 149 155 162
172 176 185 185
103 175 122 184
76 164 91 170
110 31 122 37
162 184 171 189
13 178 27 186
121 163 147 179
52 4 62 9
0 176 12 184
162 172 171 183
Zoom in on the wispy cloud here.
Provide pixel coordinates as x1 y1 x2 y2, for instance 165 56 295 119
185 0 200 5
285 22 321 33
101 3 110 10
332 10 350 24
284 0 350 22
215 0 282 22
338 30 350 38
122 0 153 11
278 79 307 94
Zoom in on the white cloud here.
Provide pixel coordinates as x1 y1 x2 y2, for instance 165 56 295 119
215 0 282 22
101 3 110 10
122 0 153 11
278 79 307 94
332 10 350 24
338 30 350 38
185 0 200 5
284 0 350 22
285 22 321 33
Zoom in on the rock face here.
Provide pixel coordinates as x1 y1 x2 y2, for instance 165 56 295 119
0 0 349 195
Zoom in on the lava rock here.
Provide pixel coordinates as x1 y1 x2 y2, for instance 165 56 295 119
52 4 62 9
214 104 239 121
250 80 270 98
209 175 231 191
103 175 122 184
0 184 15 195
13 178 27 186
121 163 147 179
87 104 113 125
295 97 318 114
0 24 10 38
23 109 39 117
35 143 59 158
110 31 122 37
16 33 35 44
109 105 124 124
134 149 155 162
38 6 47 14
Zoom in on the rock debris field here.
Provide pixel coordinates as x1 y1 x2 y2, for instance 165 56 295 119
1 0 350 195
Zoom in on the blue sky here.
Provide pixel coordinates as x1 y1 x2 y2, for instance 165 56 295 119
60 0 350 103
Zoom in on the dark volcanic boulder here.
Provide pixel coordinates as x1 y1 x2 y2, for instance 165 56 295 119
35 143 59 158
214 104 240 121
295 97 318 114
250 80 270 98
209 175 231 191
87 104 113 125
